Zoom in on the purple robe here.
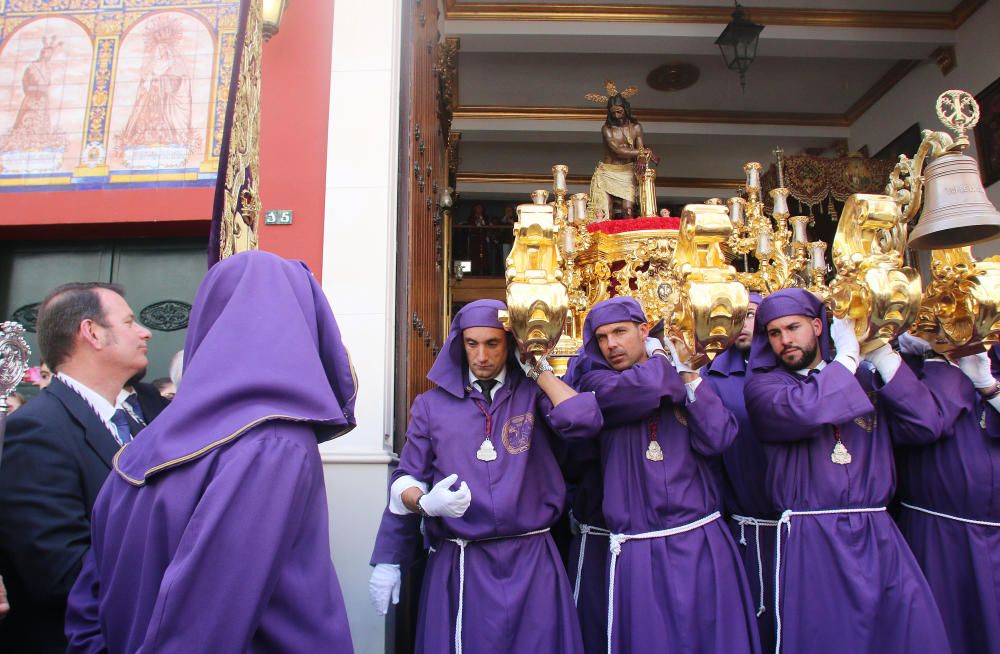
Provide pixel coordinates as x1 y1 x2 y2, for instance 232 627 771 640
896 358 1000 654
563 445 608 654
573 297 761 653
705 346 778 651
576 355 761 654
377 299 602 654
65 251 357 653
395 379 600 654
745 360 950 654
559 351 608 654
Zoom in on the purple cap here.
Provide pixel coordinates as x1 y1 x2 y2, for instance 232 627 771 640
749 287 831 371
581 297 648 371
427 299 517 397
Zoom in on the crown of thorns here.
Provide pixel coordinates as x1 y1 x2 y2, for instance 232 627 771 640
585 80 639 104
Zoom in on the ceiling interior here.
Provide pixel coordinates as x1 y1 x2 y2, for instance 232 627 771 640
442 0 981 203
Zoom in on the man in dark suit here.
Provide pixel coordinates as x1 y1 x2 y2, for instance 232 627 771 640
120 371 171 428
0 282 151 653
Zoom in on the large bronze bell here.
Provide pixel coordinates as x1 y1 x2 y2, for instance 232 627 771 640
908 153 1000 250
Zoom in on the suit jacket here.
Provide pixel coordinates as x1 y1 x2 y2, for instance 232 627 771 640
131 381 170 425
0 377 120 654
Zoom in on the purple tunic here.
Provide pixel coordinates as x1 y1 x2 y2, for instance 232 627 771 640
66 423 351 653
576 354 761 654
896 358 1000 654
393 377 601 654
64 251 357 653
744 360 950 654
705 346 778 651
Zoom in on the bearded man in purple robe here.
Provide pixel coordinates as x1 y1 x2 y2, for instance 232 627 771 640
744 288 950 654
65 251 357 653
894 332 1000 654
571 296 760 654
703 293 779 650
368 298 602 654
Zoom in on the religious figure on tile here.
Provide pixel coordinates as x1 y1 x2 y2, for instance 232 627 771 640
584 81 658 221
117 16 199 167
1 36 66 156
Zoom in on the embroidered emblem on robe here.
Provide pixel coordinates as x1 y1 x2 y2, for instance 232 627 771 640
502 413 534 454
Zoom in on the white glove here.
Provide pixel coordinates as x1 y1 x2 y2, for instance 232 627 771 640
864 343 901 382
831 317 860 373
368 563 401 615
958 352 995 389
897 332 931 358
664 338 695 374
519 354 553 380
645 337 666 357
418 474 472 518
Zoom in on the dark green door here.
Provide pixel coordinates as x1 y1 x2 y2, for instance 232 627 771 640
1 239 207 391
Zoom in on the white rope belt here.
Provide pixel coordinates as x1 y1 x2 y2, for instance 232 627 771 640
773 507 886 654
573 521 610 605
900 502 1000 528
445 527 550 654
606 511 721 654
731 514 781 618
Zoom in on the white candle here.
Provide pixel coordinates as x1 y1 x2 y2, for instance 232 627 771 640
757 230 772 257
727 197 745 226
770 188 789 216
552 165 569 194
744 162 762 190
791 216 809 244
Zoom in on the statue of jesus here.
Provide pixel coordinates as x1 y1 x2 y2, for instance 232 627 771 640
585 81 657 221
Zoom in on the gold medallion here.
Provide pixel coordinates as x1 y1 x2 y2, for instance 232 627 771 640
831 440 852 465
476 438 498 462
645 440 664 462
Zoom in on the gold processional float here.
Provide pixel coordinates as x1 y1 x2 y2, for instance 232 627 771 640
499 90 1000 371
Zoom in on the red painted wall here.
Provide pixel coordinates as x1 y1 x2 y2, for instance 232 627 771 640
257 0 334 279
0 0 334 280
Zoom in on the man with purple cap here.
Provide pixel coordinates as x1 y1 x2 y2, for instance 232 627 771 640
368 298 602 653
894 332 1000 654
572 296 760 654
704 292 778 650
65 251 357 653
744 287 949 654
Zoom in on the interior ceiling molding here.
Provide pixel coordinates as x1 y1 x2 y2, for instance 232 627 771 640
455 104 848 127
455 55 921 128
457 171 744 188
444 0 986 29
843 59 921 124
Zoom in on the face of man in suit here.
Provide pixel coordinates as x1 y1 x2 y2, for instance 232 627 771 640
90 288 151 380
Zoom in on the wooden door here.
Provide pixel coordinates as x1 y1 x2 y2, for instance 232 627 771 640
394 0 448 447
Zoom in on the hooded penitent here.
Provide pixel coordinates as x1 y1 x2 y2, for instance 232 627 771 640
115 250 357 484
427 298 519 397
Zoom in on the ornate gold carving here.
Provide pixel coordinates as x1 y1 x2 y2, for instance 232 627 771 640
218 0 263 260
726 160 814 295
914 247 1000 354
671 204 749 362
827 194 921 352
499 200 569 365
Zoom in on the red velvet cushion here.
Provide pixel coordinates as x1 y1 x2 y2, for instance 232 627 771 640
586 216 680 234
